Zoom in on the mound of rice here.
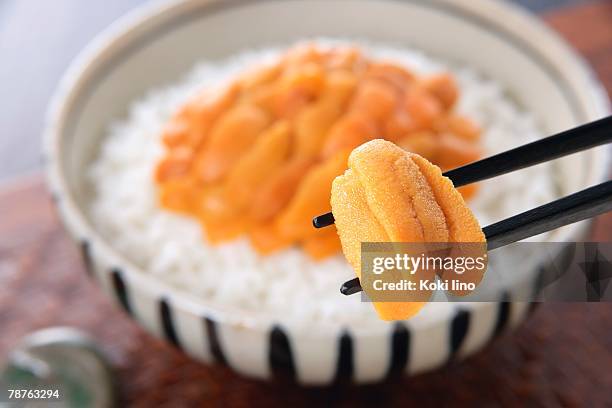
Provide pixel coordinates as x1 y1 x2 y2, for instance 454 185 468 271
88 41 555 328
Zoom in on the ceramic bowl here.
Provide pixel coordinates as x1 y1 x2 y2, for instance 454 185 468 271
44 0 609 385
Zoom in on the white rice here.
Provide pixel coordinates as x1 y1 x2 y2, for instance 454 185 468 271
87 41 555 328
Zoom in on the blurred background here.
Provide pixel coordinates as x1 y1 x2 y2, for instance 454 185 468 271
0 0 610 406
0 0 597 181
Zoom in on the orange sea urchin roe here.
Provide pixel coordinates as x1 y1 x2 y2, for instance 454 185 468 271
331 139 486 320
154 45 484 260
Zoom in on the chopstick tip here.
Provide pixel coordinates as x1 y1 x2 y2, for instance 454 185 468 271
312 212 335 228
340 277 363 296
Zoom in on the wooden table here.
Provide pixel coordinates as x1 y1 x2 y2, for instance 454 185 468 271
0 2 611 406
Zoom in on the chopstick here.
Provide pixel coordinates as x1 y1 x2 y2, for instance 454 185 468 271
340 180 612 296
313 115 612 228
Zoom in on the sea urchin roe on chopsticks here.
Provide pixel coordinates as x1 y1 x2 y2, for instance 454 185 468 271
331 139 486 321
154 44 484 260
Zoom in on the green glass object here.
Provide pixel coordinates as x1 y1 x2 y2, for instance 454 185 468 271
0 327 115 408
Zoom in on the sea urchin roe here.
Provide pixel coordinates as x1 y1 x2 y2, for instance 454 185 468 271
154 44 484 260
331 139 486 320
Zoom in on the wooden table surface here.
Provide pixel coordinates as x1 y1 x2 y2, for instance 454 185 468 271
0 2 611 407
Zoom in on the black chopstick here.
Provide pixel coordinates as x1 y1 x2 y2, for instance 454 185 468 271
313 115 612 228
339 180 612 296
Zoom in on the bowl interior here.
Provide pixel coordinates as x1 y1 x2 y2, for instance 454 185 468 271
48 0 609 326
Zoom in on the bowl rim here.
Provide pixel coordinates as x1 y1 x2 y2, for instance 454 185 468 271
44 0 611 335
